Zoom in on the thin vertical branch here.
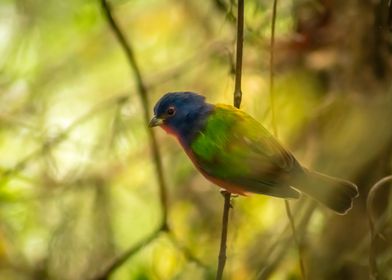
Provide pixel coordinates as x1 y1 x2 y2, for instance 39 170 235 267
388 0 392 31
269 0 306 279
284 201 306 279
100 0 169 229
90 2 171 279
269 0 278 137
216 191 232 280
216 0 244 279
366 175 392 280
233 0 244 109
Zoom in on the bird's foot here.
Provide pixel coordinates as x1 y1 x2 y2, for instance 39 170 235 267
219 189 237 208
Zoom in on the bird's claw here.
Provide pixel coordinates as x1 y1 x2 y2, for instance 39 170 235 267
219 189 228 195
219 189 237 208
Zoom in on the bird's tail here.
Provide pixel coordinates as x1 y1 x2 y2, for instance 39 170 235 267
294 168 359 214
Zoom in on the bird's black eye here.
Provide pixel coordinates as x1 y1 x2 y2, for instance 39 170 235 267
167 106 175 116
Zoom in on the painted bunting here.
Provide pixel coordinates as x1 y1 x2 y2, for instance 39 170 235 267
149 92 358 214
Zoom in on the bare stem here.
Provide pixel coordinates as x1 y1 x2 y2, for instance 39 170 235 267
216 191 232 280
366 175 392 280
100 0 169 229
233 0 244 109
216 0 244 279
269 0 306 279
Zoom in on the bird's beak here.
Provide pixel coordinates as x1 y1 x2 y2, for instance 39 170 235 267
149 116 164 127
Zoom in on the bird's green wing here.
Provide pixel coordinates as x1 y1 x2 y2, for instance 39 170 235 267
190 104 300 198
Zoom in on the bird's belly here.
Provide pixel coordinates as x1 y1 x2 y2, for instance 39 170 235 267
182 146 246 195
199 172 247 195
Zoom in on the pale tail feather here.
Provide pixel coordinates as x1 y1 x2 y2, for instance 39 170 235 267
294 168 359 214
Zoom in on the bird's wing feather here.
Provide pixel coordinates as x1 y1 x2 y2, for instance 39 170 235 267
190 104 300 198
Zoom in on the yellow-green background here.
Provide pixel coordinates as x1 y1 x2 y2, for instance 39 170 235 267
0 0 391 279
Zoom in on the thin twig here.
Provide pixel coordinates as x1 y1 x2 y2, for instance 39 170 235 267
100 0 169 229
366 175 392 280
233 0 244 109
90 224 210 280
90 1 171 278
388 0 392 31
284 200 306 279
269 0 306 279
269 0 278 137
0 39 231 184
216 0 244 279
167 231 212 272
0 95 129 185
90 224 164 280
255 202 315 280
216 191 232 280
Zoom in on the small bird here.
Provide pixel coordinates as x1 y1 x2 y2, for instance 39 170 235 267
149 92 358 214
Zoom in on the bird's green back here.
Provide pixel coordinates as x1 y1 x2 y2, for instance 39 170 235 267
190 104 299 197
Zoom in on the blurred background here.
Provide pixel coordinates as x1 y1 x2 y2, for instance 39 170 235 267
0 0 392 279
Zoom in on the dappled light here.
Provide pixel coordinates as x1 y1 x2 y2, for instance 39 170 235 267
0 0 392 280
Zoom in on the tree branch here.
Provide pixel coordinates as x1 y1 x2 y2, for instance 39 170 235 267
269 0 306 279
88 1 173 279
216 0 244 279
388 0 392 31
216 191 232 279
233 0 244 109
0 39 231 185
90 224 164 280
0 94 129 185
269 0 278 137
100 0 169 229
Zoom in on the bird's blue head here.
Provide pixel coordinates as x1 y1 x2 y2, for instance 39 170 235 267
149 92 214 145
